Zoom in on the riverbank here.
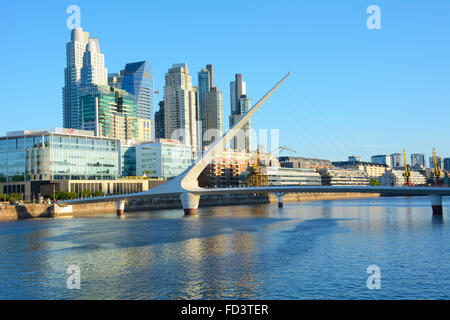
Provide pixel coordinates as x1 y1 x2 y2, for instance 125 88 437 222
0 192 380 221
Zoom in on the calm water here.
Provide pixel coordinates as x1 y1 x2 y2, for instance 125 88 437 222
0 196 449 300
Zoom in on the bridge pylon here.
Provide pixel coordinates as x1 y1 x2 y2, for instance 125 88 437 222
430 194 443 216
117 200 126 216
181 192 200 216
274 193 285 208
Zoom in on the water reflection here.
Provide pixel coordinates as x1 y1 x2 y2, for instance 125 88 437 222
432 214 444 227
0 196 448 299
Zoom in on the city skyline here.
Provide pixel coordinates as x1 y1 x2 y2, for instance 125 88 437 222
1 1 450 162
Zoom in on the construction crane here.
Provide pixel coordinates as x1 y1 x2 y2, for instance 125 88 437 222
247 145 269 187
402 149 413 186
246 145 296 187
272 145 296 155
433 147 442 186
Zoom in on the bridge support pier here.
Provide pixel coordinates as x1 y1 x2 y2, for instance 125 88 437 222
430 194 443 215
181 192 200 216
117 200 126 216
275 193 285 208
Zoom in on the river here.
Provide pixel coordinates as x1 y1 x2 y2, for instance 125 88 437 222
0 196 449 299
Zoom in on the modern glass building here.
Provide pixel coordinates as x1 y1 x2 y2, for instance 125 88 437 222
445 158 450 171
0 128 120 182
229 74 251 153
63 28 108 130
120 145 137 177
136 139 194 180
80 85 138 142
411 153 425 169
120 61 154 137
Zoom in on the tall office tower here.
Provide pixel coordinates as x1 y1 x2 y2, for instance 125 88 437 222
429 156 443 169
80 38 108 87
63 28 90 129
229 74 251 152
79 85 138 143
204 87 224 147
390 153 403 168
121 61 154 123
198 65 223 149
371 154 392 167
411 153 425 169
155 101 165 139
444 158 450 171
163 64 197 147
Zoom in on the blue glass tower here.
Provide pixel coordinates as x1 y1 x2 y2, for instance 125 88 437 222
121 61 154 135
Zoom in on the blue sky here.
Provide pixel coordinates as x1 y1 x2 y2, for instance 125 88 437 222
0 0 449 162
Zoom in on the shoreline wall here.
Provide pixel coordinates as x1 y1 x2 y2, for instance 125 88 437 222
1 192 380 221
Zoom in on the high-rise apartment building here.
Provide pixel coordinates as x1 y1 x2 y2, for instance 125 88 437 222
79 85 138 143
63 28 107 129
229 74 251 153
198 65 223 150
80 38 108 87
163 64 198 148
411 153 425 169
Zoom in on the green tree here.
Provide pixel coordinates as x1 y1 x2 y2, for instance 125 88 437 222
94 190 104 197
81 190 92 198
370 178 381 186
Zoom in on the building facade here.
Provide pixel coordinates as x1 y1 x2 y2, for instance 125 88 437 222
429 156 443 169
0 128 119 183
121 61 154 122
155 101 165 139
198 149 251 188
379 170 427 187
63 28 94 129
391 153 403 168
279 156 332 170
371 154 392 168
198 65 223 150
444 158 450 171
163 64 198 148
80 38 108 88
136 139 194 180
80 85 138 142
411 153 425 169
137 118 152 143
264 167 322 186
332 161 388 178
229 74 251 152
318 168 370 186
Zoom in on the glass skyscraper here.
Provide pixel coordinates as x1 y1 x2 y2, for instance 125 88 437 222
229 74 251 152
198 65 223 150
120 61 154 135
63 28 107 129
80 85 139 143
